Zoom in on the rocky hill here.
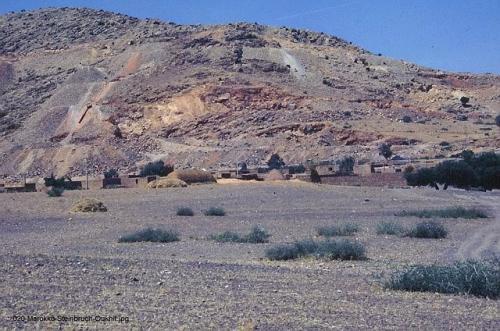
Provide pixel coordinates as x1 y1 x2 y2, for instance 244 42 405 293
0 7 499 176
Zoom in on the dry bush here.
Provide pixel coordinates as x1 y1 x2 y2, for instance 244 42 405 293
70 198 107 212
147 177 187 188
167 169 216 184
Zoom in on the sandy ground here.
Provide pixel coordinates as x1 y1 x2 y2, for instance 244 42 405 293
0 182 499 329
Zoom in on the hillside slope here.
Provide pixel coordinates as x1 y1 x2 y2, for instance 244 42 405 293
0 8 499 176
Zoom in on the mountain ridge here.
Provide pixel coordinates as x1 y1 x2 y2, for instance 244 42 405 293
0 8 499 176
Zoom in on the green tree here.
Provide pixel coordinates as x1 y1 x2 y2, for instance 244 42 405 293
267 153 285 170
379 143 393 159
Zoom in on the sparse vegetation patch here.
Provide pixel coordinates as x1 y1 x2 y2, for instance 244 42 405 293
205 207 226 216
119 228 180 243
210 226 270 243
406 221 447 239
396 207 488 219
387 261 500 299
266 239 366 261
317 223 359 237
176 207 194 216
376 221 405 235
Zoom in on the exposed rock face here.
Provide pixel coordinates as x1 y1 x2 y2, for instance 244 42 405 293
0 8 499 177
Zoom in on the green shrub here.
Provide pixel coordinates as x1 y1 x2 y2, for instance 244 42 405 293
338 156 355 175
266 239 366 261
387 261 500 299
243 226 271 243
406 221 447 239
396 207 488 219
44 174 66 188
140 160 173 177
267 153 285 170
176 207 194 216
204 207 226 216
314 239 367 261
266 244 300 261
210 231 242 243
376 221 405 235
317 223 359 237
293 239 319 256
119 228 179 243
47 187 64 197
210 226 270 243
104 169 119 178
379 143 393 159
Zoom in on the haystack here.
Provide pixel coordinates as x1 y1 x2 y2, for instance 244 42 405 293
167 169 216 184
265 169 286 181
147 177 188 188
71 198 107 212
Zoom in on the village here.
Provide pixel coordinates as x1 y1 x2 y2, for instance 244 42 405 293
0 154 447 193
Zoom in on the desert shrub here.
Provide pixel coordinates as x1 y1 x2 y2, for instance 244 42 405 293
496 114 500 127
266 239 366 261
406 221 447 239
140 160 173 177
243 226 271 243
317 223 359 237
267 153 285 170
376 221 405 235
168 169 216 184
176 207 194 216
314 239 367 261
47 187 64 197
104 169 119 178
70 198 107 212
266 244 300 260
379 143 393 159
204 207 226 216
387 260 500 299
293 239 319 256
119 228 179 243
338 156 355 175
210 226 270 243
210 231 242 243
402 115 412 123
396 207 488 219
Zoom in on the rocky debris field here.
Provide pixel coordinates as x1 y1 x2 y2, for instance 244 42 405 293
0 182 499 329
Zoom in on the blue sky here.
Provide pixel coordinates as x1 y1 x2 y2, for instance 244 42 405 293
1 0 499 74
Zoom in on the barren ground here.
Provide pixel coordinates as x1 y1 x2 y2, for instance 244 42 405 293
0 182 499 329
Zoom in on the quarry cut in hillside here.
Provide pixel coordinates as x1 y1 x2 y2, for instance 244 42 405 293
0 7 499 176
